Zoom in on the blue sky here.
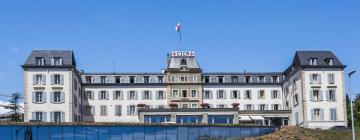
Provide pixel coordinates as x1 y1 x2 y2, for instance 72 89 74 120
0 0 359 101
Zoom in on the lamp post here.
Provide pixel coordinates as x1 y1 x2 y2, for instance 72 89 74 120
349 70 356 140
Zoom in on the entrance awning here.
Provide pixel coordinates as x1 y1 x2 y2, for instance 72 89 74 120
250 116 265 120
238 116 251 121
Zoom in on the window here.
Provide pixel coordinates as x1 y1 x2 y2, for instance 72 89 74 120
273 104 279 110
245 104 253 110
271 76 279 83
143 91 151 100
158 76 163 83
231 90 239 99
327 90 336 102
245 76 251 83
143 76 149 83
100 105 107 116
128 91 137 100
100 91 107 100
328 74 335 84
217 90 225 99
310 58 317 66
245 90 251 99
182 90 188 98
114 91 123 100
171 75 178 82
218 76 224 83
53 111 63 122
35 57 45 66
35 112 44 121
294 94 299 106
259 104 266 110
86 91 94 100
325 58 333 66
330 108 337 121
115 76 121 83
203 76 210 83
53 74 61 85
204 90 212 99
258 90 265 99
311 90 322 101
100 76 107 83
180 59 187 66
217 104 226 108
129 76 135 83
182 104 188 109
258 76 265 83
191 104 197 108
271 90 279 99
191 90 197 97
172 90 179 98
53 92 61 103
158 105 165 109
231 76 238 83
34 74 45 85
85 76 92 83
310 74 321 84
180 76 187 82
157 91 165 100
35 92 43 103
128 105 136 115
311 108 323 121
190 75 197 82
52 57 63 66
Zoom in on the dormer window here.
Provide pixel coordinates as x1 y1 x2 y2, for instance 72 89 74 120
325 58 333 66
180 59 187 66
245 76 251 83
35 57 45 66
218 76 224 83
143 76 149 83
309 58 317 66
52 57 63 66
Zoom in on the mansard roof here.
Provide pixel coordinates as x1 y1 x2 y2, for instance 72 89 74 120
23 50 76 67
295 51 344 67
166 51 201 72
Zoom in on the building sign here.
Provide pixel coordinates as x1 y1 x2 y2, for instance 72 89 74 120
171 51 195 57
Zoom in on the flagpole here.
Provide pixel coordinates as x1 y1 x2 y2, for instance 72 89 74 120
179 31 182 51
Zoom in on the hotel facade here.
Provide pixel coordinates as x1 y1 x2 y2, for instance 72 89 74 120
22 50 347 129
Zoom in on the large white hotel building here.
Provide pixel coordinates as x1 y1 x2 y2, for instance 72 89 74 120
22 50 347 129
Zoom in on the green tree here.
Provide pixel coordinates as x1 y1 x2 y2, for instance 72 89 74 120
7 92 23 122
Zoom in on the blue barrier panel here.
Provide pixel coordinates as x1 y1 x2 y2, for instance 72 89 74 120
0 125 277 140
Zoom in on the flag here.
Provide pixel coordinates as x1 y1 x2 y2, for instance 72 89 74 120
175 23 181 32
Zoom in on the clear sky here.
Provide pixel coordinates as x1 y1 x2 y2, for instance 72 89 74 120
0 0 359 101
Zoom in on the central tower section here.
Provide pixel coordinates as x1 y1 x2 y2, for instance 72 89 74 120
165 51 203 108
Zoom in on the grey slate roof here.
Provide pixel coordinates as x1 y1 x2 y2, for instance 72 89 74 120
23 50 76 66
167 55 201 69
295 51 344 66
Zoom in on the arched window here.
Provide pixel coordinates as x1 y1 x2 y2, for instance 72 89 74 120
180 59 187 66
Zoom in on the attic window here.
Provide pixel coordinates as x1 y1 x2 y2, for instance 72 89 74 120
180 59 187 66
325 58 333 66
35 57 45 66
309 58 317 66
52 57 63 66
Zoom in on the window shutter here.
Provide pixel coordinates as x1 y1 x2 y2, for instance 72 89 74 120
209 91 213 99
318 74 322 84
32 92 35 103
334 91 337 101
32 112 35 120
320 109 324 121
326 90 329 101
149 91 152 100
106 91 109 100
51 75 54 85
127 91 130 100
135 91 138 100
310 75 313 84
265 104 268 110
60 75 64 85
42 75 46 85
257 91 260 99
311 109 314 121
120 91 124 100
98 91 101 100
127 106 130 115
50 112 54 122
310 90 314 101
51 58 54 65
43 112 47 122
91 91 94 100
60 59 63 65
334 109 337 120
142 91 145 100
230 91 234 99
61 112 65 122
244 92 247 99
223 91 226 99
156 91 159 100
238 91 241 99
61 92 65 103
319 90 323 101
328 74 331 84
249 92 252 99
33 75 36 85
50 92 53 103
113 91 116 100
43 92 47 103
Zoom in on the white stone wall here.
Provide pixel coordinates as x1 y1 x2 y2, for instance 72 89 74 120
283 70 304 126
25 69 73 122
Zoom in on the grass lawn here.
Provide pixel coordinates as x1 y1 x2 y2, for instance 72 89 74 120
249 126 360 140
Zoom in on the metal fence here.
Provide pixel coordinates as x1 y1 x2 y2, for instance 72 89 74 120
0 125 277 140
